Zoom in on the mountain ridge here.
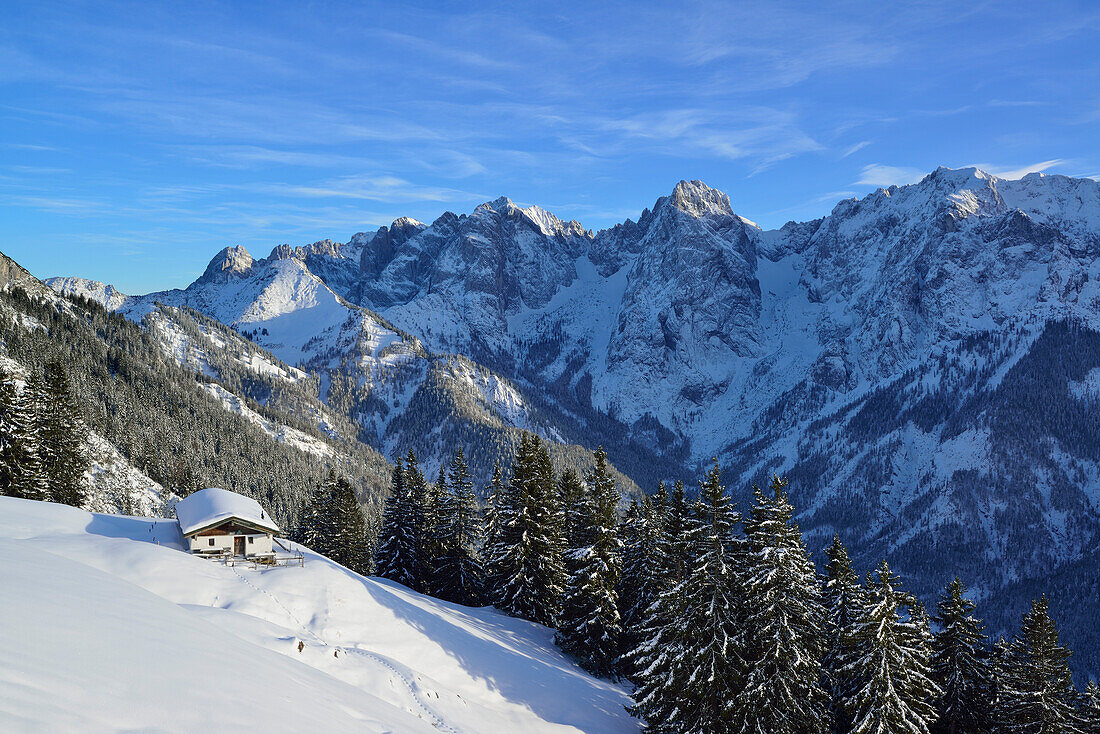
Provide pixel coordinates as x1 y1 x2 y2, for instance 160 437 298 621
44 167 1100 674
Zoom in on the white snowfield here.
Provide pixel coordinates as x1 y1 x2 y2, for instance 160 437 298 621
0 498 637 734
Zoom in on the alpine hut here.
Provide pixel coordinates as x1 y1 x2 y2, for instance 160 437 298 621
175 487 280 559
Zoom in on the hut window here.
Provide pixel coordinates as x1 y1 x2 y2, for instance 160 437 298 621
248 537 255 544
208 538 216 546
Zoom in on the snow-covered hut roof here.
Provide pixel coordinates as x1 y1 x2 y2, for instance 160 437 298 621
174 487 280 536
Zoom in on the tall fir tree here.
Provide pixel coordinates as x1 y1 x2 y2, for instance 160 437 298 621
930 577 992 734
431 448 485 606
484 434 565 627
0 371 47 501
624 478 702 727
559 468 587 556
734 475 829 734
1079 681 1100 733
483 460 511 599
404 449 433 593
556 446 623 677
661 479 695 588
420 464 447 594
37 361 89 507
327 471 371 574
998 596 1082 734
991 636 1014 733
631 458 743 734
843 561 939 734
822 534 866 734
374 458 420 589
617 488 668 678
292 476 335 550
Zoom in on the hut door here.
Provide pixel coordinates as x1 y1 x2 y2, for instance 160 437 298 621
234 536 246 556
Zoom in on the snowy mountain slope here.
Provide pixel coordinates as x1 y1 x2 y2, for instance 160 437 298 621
0 497 638 733
81 431 180 517
47 254 637 490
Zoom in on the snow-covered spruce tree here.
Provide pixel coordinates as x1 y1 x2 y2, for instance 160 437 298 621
0 371 47 501
823 534 866 734
559 468 587 557
843 561 939 734
292 476 334 552
930 577 992 734
998 595 1082 733
528 436 567 626
1080 681 1100 732
556 446 623 677
631 459 743 734
617 487 668 678
661 479 696 588
483 460 511 601
733 475 829 734
431 448 485 606
328 472 371 575
403 449 433 593
990 636 1013 732
37 361 89 507
374 458 420 589
420 464 447 594
484 434 565 627
626 480 699 715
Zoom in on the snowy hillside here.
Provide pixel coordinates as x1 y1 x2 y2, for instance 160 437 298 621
0 497 637 733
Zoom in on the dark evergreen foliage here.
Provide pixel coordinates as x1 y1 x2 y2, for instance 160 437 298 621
843 561 939 734
822 534 865 734
431 448 486 606
0 370 46 500
556 447 623 677
37 361 90 507
617 486 668 678
931 577 992 734
734 475 828 733
374 458 420 589
997 596 1082 733
293 470 370 574
631 459 743 734
484 433 565 627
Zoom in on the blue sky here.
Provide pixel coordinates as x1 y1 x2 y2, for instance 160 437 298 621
2 0 1099 293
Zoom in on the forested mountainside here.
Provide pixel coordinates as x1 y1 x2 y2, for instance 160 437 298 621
46 166 1100 673
0 267 383 528
1 248 636 532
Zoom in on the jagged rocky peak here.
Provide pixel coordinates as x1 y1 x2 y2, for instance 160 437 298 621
355 217 428 279
666 179 735 217
199 245 253 283
482 195 514 213
268 244 296 261
268 239 342 262
473 195 589 238
391 216 424 231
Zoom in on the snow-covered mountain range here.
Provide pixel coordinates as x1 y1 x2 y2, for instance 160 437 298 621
46 167 1100 671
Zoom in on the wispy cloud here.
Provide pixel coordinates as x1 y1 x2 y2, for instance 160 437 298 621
841 141 872 158
176 145 379 170
259 175 485 205
855 164 926 187
597 108 823 166
968 159 1066 179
